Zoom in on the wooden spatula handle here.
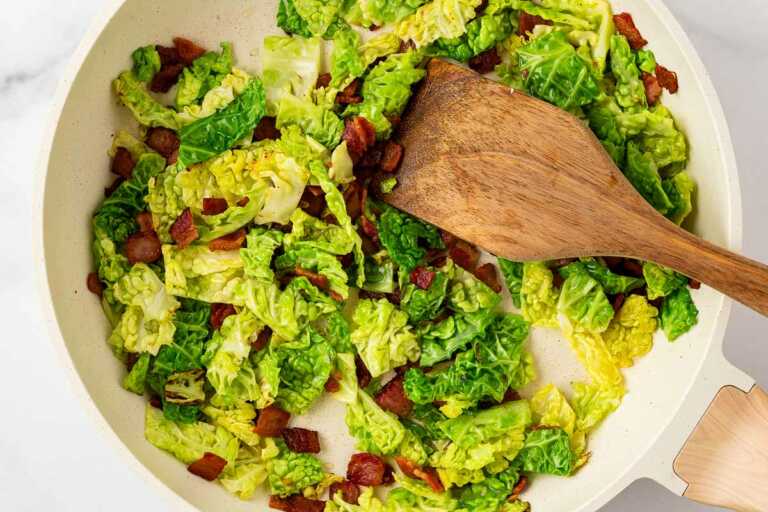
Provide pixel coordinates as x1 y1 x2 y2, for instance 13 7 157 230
674 385 768 511
633 219 768 317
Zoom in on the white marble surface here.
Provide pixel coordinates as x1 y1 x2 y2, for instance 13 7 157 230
1 1 766 510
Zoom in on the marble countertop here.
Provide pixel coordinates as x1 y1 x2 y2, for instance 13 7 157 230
1 1 766 510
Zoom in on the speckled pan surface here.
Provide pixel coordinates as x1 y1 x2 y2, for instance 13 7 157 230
35 0 754 511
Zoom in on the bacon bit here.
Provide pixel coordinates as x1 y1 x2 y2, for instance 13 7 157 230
382 463 395 485
315 73 332 90
476 0 490 15
552 272 565 289
269 495 326 512
111 147 136 179
146 127 180 160
602 257 624 271
343 117 377 162
474 263 503 293
202 197 229 216
173 37 206 65
282 428 321 454
254 116 281 141
642 72 662 106
502 389 521 403
612 293 626 313
375 374 413 417
149 395 163 409
136 211 154 233
336 79 362 105
508 476 528 502
449 240 481 272
347 453 388 486
358 142 384 169
329 480 361 505
124 231 162 264
655 64 679 93
394 457 444 492
156 45 181 66
441 230 457 247
468 47 502 74
252 326 272 351
105 177 124 197
254 405 291 437
621 259 644 278
87 272 103 297
689 278 702 290
299 186 327 217
187 452 228 481
343 182 364 220
410 267 436 290
294 267 331 291
355 356 372 389
209 228 247 251
325 374 341 393
150 63 185 93
614 12 648 50
237 197 250 207
170 208 198 248
380 141 404 173
549 258 578 269
518 12 552 38
329 290 344 302
210 303 237 330
360 216 379 242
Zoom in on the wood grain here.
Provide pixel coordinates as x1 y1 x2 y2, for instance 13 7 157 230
387 59 768 316
674 385 768 511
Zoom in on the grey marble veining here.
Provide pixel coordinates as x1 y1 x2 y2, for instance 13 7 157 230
1 1 766 511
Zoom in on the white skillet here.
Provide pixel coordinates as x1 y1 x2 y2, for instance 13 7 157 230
34 0 768 510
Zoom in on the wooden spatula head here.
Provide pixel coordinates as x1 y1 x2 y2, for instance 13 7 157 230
386 58 662 262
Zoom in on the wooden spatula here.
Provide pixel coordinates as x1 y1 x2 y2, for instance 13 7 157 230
385 58 768 316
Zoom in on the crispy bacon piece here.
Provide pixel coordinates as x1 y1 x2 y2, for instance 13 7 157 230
156 45 181 66
621 259 644 278
316 73 332 89
502 388 521 403
380 141 404 173
254 116 281 141
237 197 250 207
111 147 136 179
509 476 528 502
518 12 552 38
336 79 362 105
343 182 364 220
612 293 626 313
410 267 436 290
150 63 184 93
347 453 388 486
655 64 679 93
173 37 206 65
124 231 162 264
282 428 321 454
474 263 503 293
441 230 457 247
360 216 379 242
343 117 377 162
325 373 341 393
299 185 326 217
329 480 361 505
136 211 155 233
358 142 384 169
375 374 413 417
269 495 326 512
187 452 228 481
252 326 273 351
209 228 247 251
170 208 199 248
689 278 701 290
87 272 103 297
394 457 444 492
202 197 229 216
254 405 291 437
642 72 662 106
449 240 480 272
468 47 502 74
294 267 331 291
355 355 372 389
614 13 647 50
210 303 236 330
146 127 181 160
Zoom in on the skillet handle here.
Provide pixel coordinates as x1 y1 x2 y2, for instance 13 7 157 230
673 385 768 511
